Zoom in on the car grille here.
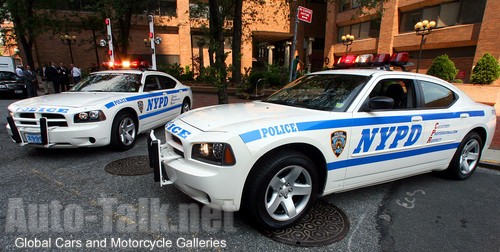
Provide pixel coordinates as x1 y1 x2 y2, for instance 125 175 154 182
16 113 68 127
169 135 185 158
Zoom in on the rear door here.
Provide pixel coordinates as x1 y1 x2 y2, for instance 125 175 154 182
416 77 469 166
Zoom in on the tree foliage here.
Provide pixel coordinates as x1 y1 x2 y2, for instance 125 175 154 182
427 54 458 82
470 53 500 84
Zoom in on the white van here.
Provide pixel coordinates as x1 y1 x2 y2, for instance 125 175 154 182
0 56 22 73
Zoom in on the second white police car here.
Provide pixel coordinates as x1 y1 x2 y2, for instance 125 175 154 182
7 65 192 151
148 68 496 230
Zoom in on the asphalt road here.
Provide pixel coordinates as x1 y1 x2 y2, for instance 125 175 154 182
0 96 499 251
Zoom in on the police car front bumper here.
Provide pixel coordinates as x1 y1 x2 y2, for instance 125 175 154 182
147 131 247 212
6 116 110 148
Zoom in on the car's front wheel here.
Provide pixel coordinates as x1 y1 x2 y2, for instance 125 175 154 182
243 149 318 230
444 131 483 180
110 111 137 151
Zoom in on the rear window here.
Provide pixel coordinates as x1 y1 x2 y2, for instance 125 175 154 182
419 81 457 108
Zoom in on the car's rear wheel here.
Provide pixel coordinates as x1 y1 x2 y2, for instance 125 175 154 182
243 149 318 230
181 99 190 114
444 131 482 180
110 111 137 151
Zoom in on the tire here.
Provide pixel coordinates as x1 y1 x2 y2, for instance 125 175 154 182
110 111 137 151
243 149 319 230
444 131 482 180
181 99 190 114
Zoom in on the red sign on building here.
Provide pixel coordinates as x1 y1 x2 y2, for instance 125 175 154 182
297 6 313 23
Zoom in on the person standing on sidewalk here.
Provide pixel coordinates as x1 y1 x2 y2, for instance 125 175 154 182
58 62 70 92
45 62 58 94
70 63 82 85
23 65 37 97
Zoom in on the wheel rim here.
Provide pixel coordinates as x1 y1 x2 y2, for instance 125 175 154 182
459 139 480 175
265 165 312 221
182 102 190 113
119 117 136 146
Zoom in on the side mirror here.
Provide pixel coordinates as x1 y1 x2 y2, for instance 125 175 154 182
362 96 394 111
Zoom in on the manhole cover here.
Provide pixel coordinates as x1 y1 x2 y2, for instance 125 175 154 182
262 200 350 247
105 155 153 176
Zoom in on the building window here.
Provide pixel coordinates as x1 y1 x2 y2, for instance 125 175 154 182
337 20 380 42
190 3 209 19
148 0 177 17
340 0 359 12
400 0 486 33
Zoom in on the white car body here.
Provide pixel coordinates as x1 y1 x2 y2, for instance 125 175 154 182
7 69 192 150
148 69 496 229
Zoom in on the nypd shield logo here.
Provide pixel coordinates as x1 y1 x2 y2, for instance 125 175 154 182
331 131 347 157
137 101 144 113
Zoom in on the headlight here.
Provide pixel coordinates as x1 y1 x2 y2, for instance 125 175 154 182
192 143 236 166
74 110 106 123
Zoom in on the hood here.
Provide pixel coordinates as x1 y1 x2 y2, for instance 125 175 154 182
178 101 325 133
10 92 129 109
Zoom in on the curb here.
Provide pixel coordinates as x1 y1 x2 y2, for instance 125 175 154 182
479 160 500 171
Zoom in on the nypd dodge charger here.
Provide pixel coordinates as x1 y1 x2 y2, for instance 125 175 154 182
6 69 192 150
148 69 496 230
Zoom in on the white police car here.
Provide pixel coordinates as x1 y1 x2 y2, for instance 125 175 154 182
148 68 496 230
7 68 192 151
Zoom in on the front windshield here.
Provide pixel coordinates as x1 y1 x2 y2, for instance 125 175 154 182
71 73 141 92
264 74 370 112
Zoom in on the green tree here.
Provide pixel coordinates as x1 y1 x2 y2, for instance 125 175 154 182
0 0 39 69
426 54 458 82
470 53 500 84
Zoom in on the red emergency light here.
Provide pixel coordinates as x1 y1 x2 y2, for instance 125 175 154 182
105 19 110 25
334 55 357 68
390 52 409 66
101 60 151 70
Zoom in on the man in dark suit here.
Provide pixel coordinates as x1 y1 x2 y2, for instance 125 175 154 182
45 62 59 93
58 62 70 92
23 65 37 97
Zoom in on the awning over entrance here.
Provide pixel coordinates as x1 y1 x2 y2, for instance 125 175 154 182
252 31 293 43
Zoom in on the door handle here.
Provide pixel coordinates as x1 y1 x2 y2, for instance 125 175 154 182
460 113 469 119
411 116 422 123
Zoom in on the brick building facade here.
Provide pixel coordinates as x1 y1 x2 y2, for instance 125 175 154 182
13 0 500 83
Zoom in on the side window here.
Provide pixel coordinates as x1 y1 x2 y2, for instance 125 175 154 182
367 78 416 109
144 76 160 91
419 81 457 108
158 76 177 89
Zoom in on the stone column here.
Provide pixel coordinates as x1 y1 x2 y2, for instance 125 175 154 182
267 45 275 65
284 41 292 69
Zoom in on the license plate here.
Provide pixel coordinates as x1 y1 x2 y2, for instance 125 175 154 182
15 90 23 94
25 133 42 144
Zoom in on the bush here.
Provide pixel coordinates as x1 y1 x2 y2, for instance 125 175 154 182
470 53 500 84
157 63 183 79
179 65 194 81
196 66 217 84
426 54 458 82
247 64 288 92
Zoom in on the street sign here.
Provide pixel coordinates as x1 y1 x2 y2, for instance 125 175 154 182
297 6 313 23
